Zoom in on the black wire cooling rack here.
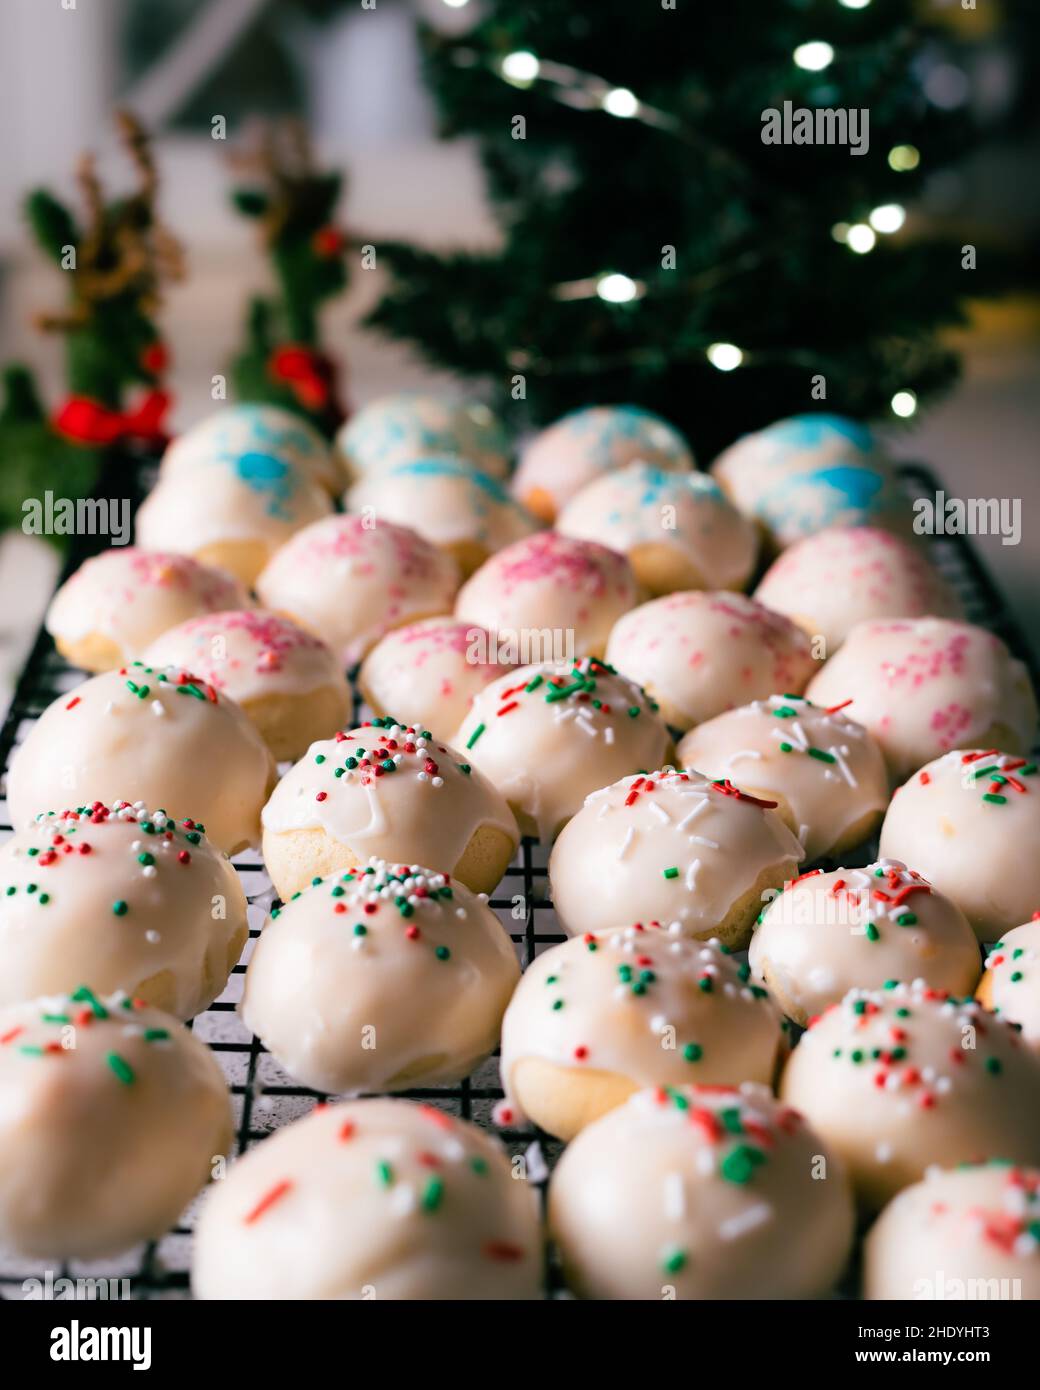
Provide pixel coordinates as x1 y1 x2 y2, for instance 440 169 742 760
0 454 1035 1300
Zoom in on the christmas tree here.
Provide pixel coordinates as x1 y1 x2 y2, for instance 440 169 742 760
367 0 1031 458
228 120 349 437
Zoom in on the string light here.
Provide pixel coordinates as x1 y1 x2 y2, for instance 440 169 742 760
707 343 744 371
596 273 641 303
891 390 918 418
888 144 920 172
831 223 850 244
838 0 871 8
501 51 540 85
441 0 470 7
793 42 835 71
869 203 906 234
603 87 639 119
846 224 876 254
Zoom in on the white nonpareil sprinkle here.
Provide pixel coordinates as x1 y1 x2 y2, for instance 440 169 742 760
141 865 157 878
151 700 166 717
648 800 672 824
617 825 636 860
604 726 615 745
685 859 701 889
390 1185 418 1217
718 1203 773 1241
688 835 720 850
145 930 161 944
875 1142 893 1163
676 799 709 831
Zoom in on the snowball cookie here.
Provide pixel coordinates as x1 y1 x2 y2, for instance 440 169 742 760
864 1162 1040 1300
455 531 637 660
261 717 519 902
606 591 817 732
513 404 693 523
358 617 516 741
243 860 519 1094
6 664 277 857
557 463 757 596
136 443 333 587
162 402 342 494
255 514 460 668
45 548 248 674
780 982 1040 1210
979 920 1040 1049
754 525 961 655
805 618 1037 783
143 610 350 762
750 861 981 1027
336 392 511 484
0 801 248 1020
549 769 804 948
711 413 910 551
549 1082 854 1300
192 1097 542 1300
879 750 1040 940
0 989 231 1259
501 926 786 1141
454 657 671 842
348 459 538 577
677 694 889 861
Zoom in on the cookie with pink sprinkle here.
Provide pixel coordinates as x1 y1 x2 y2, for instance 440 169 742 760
455 531 638 660
606 590 818 731
754 525 961 653
806 617 1037 782
255 514 460 667
143 610 350 761
46 548 247 674
358 617 516 740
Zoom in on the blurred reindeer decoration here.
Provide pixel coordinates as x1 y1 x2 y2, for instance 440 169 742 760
25 109 183 445
228 119 349 437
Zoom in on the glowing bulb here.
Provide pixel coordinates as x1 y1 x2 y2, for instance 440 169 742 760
869 204 906 234
442 0 470 7
793 42 834 71
603 87 639 119
502 51 540 84
846 223 876 254
597 273 639 304
838 0 871 8
891 390 918 418
831 222 850 244
706 343 744 372
888 144 920 172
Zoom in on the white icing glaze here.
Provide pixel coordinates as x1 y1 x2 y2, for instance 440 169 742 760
548 768 804 939
750 859 981 1026
358 617 515 739
335 393 511 481
46 548 247 656
879 749 1040 939
677 694 889 860
557 462 757 592
143 609 347 703
455 531 638 660
261 720 519 871
162 403 341 493
192 1097 542 1299
454 657 671 843
981 920 1040 1049
548 1082 854 1299
805 618 1037 781
0 989 231 1258
255 514 460 666
864 1163 1040 1300
754 525 961 651
606 590 817 731
6 663 277 856
780 981 1040 1208
0 802 248 1019
243 860 519 1093
501 926 785 1107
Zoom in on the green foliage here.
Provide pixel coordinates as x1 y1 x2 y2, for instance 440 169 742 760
368 0 1033 456
24 191 78 263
